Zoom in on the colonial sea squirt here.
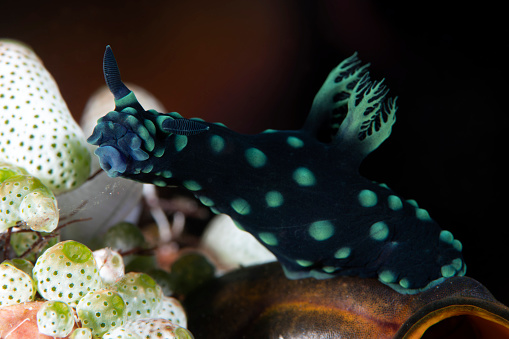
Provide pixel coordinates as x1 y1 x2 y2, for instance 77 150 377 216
88 46 465 294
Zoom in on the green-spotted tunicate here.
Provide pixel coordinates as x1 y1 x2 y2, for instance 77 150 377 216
36 300 75 337
0 40 91 194
76 288 127 337
33 240 102 306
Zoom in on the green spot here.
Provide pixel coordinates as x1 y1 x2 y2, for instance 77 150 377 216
162 170 172 178
174 135 188 152
334 247 351 259
399 278 410 289
258 232 278 246
296 259 313 267
322 266 336 273
388 195 402 211
231 198 250 215
245 148 267 168
286 136 304 148
407 199 419 208
370 221 389 241
262 129 277 133
452 258 463 270
439 230 454 244
308 220 334 241
198 196 214 207
153 180 167 187
210 207 220 215
378 270 396 283
453 239 463 252
141 164 154 173
265 191 283 207
416 208 431 221
144 119 156 135
120 107 137 114
210 135 225 153
182 180 201 191
292 167 316 187
441 264 456 278
358 189 377 207
136 125 154 151
232 220 245 231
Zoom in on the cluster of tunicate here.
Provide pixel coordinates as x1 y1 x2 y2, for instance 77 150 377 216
0 162 59 233
0 239 192 338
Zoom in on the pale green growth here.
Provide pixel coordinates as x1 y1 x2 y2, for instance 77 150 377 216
174 134 188 152
265 190 284 207
209 135 225 153
334 247 351 259
286 136 304 148
292 167 316 187
308 220 335 241
387 195 403 211
378 270 396 283
37 300 75 337
77 288 126 337
245 147 267 168
258 232 278 246
231 198 251 215
182 180 201 191
358 189 377 207
369 221 389 241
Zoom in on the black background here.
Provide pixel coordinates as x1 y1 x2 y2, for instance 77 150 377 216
1 1 506 305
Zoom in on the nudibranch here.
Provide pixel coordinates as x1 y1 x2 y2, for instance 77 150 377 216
88 46 466 293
